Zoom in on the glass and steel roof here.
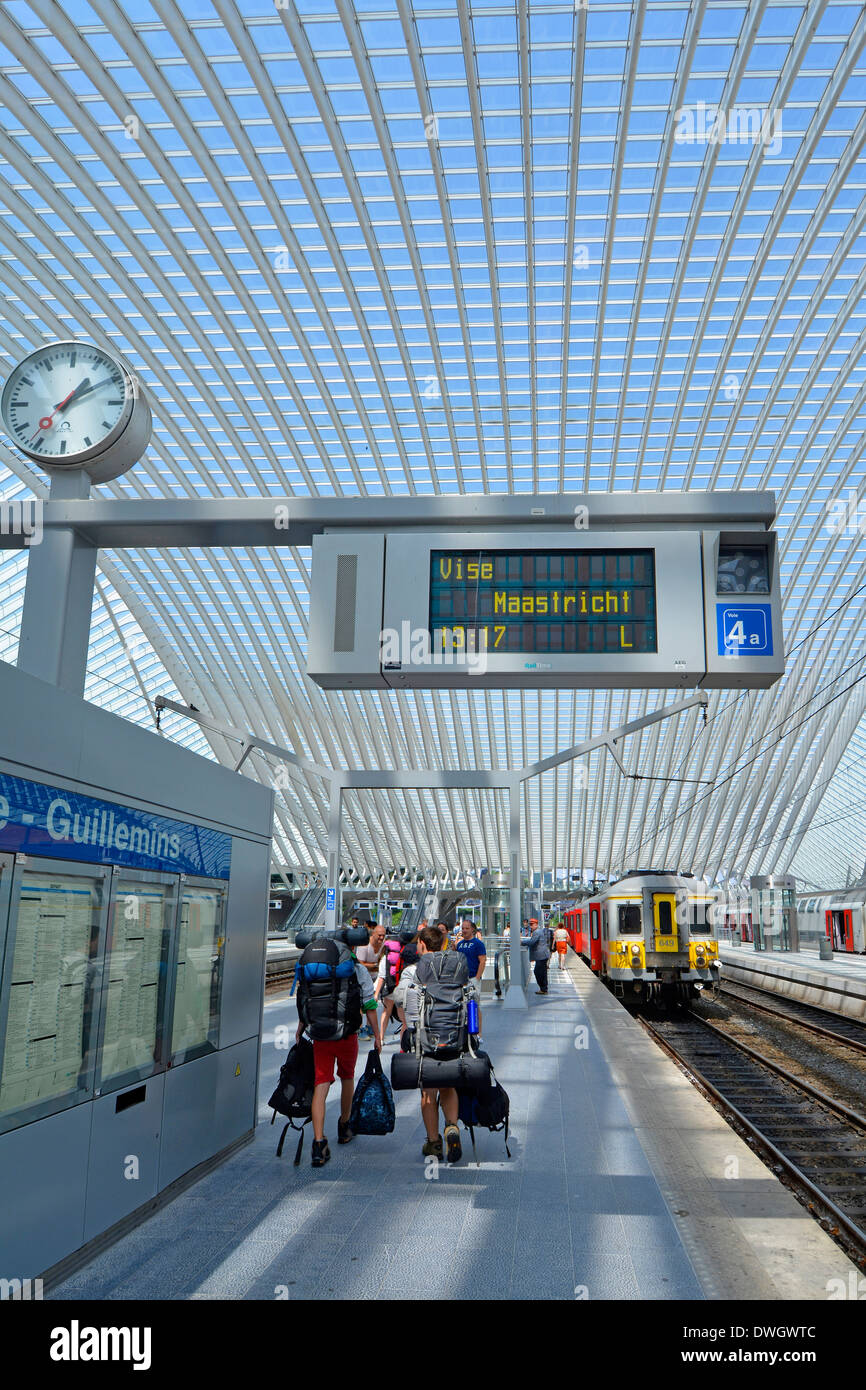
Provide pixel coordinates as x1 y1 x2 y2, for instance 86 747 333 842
0 0 864 888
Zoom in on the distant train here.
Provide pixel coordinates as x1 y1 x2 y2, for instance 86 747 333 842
563 870 720 1004
796 887 866 953
711 883 866 954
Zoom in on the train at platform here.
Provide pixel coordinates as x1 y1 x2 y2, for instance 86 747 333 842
562 869 720 1004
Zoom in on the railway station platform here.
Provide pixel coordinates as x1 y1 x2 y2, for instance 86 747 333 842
48 955 858 1302
719 944 866 1021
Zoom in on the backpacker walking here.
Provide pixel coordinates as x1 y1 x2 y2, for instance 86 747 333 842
402 924 468 1163
295 932 380 1167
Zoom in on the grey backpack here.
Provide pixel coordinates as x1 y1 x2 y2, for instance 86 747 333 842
413 951 470 1060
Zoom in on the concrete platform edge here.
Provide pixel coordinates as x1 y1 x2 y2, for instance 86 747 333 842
566 954 861 1301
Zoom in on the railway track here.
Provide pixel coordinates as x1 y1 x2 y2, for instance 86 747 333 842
719 978 866 1054
265 967 295 992
640 1008 866 1263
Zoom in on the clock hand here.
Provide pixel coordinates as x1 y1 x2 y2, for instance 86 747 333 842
58 377 118 410
54 377 92 412
31 379 90 442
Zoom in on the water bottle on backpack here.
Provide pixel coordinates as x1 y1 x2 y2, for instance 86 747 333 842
467 995 479 1037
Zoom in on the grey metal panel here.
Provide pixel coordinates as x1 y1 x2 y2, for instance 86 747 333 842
0 657 86 790
213 1037 259 1152
0 1103 91 1277
307 531 386 687
0 661 274 842
0 491 778 550
220 835 271 1050
158 1049 220 1189
83 1074 165 1242
333 553 358 651
700 527 786 689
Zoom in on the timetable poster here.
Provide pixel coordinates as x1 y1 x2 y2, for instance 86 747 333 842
172 889 223 1056
100 885 170 1086
0 873 100 1115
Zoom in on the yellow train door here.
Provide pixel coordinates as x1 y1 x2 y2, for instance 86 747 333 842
653 894 678 953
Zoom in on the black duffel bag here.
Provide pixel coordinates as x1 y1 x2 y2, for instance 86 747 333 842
390 1048 492 1092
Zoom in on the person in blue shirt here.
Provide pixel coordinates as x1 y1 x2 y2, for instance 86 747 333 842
456 918 486 1030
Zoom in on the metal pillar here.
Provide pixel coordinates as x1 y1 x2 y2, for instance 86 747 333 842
504 778 527 1009
324 779 342 931
17 470 95 695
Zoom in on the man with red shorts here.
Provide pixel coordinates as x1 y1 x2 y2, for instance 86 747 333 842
297 952 380 1167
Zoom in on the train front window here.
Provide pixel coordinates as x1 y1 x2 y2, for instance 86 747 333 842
657 899 673 935
619 904 641 935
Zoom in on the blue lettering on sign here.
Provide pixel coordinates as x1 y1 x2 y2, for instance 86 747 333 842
0 771 231 877
716 604 773 657
326 887 336 911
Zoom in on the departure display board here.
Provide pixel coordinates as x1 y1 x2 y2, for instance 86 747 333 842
430 549 657 655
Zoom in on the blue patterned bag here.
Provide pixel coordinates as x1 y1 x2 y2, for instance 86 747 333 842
349 1049 396 1135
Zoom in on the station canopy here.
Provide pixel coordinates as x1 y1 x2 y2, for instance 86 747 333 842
0 0 864 892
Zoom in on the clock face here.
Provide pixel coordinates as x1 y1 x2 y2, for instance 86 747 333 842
1 341 134 465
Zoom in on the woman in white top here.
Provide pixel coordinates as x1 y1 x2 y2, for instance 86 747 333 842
553 923 569 969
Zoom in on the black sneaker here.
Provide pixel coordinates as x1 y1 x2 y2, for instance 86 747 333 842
422 1135 443 1160
311 1138 331 1167
444 1124 462 1164
338 1118 354 1145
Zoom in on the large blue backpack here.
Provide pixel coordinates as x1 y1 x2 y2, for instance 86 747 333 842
296 937 362 1041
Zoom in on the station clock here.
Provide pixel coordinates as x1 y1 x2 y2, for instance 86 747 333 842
1 340 151 482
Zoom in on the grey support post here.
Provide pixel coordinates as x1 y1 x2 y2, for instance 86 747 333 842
17 470 96 696
325 778 342 932
504 777 527 1009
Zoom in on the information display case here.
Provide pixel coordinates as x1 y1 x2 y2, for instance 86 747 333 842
0 860 108 1132
0 864 229 1127
95 870 176 1095
170 879 227 1064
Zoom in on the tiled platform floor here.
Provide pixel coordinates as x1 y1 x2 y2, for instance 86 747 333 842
50 963 704 1301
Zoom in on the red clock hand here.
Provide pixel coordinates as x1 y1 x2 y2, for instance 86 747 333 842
30 378 91 442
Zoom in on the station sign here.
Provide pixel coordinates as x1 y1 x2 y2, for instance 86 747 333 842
0 770 232 877
306 516 784 691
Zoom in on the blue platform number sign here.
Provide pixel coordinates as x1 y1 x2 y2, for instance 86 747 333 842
326 887 336 912
716 604 773 657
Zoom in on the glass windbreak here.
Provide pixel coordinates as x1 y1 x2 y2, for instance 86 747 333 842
171 883 226 1062
98 877 175 1092
618 904 642 935
0 868 104 1124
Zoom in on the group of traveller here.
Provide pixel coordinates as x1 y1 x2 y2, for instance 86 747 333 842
351 914 486 1045
294 916 487 1168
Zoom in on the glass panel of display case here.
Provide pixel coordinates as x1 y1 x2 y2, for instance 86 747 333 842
97 875 176 1092
0 867 105 1126
170 882 226 1062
